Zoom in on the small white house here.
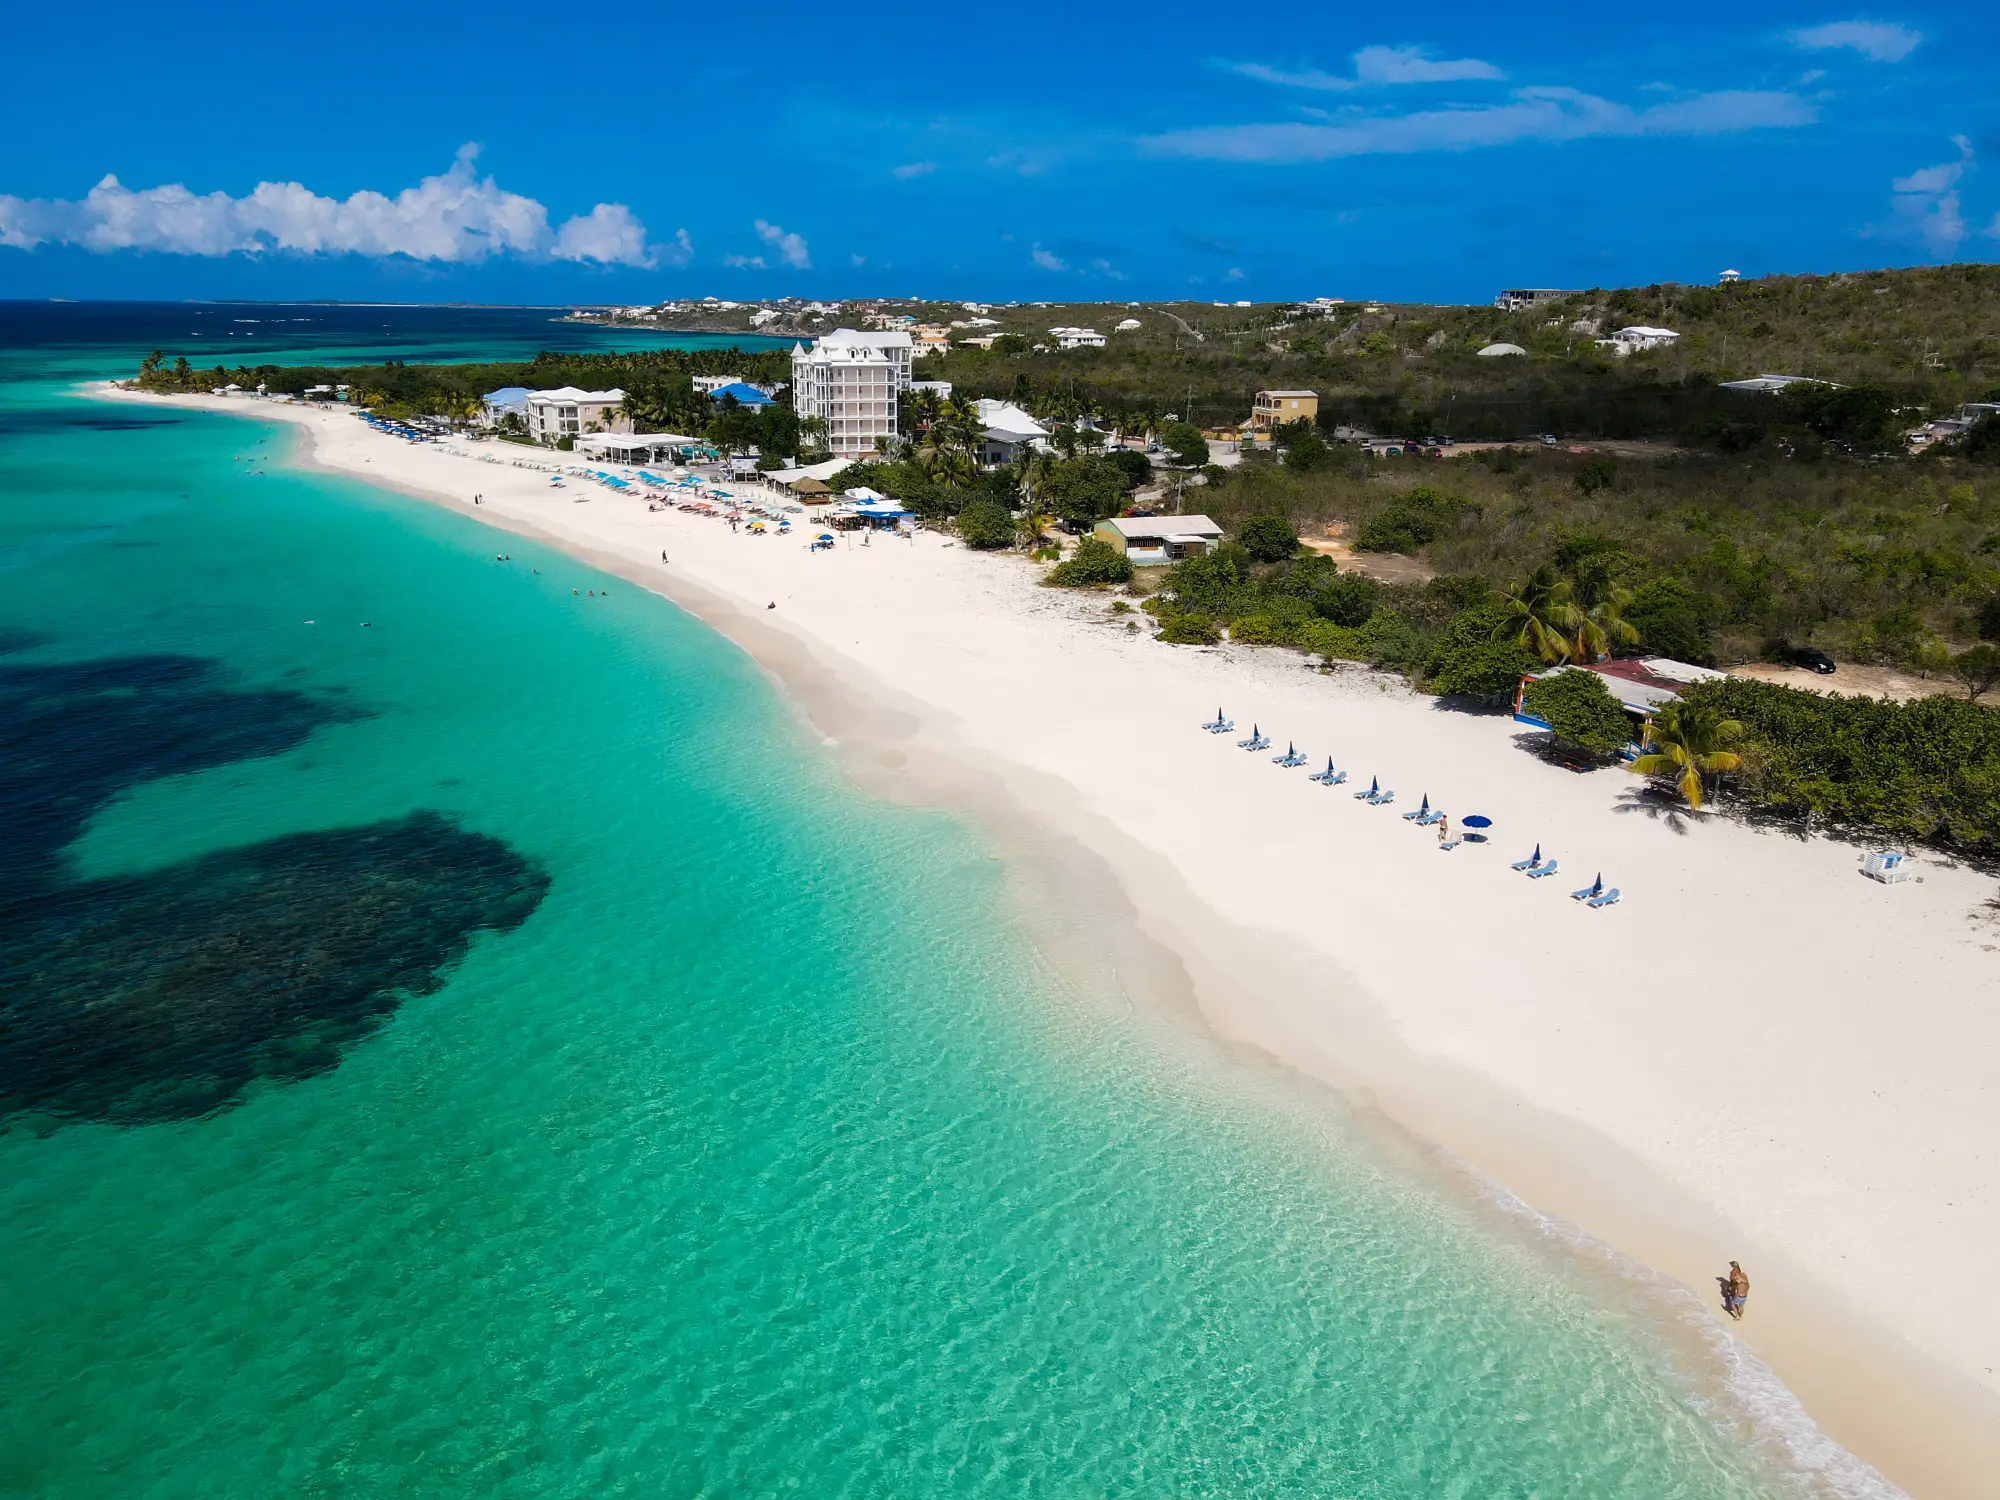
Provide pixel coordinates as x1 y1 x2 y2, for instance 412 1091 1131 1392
1116 317 1143 331
1476 342 1527 358
1048 326 1107 349
973 398 1049 465
1094 514 1225 565
1598 326 1680 355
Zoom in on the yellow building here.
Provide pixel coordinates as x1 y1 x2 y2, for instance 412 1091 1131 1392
1250 389 1319 430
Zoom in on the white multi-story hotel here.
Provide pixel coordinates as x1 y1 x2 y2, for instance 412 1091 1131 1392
525 387 627 443
790 329 914 456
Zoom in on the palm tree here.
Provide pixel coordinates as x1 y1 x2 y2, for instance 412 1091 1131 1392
1017 507 1055 550
1629 700 1744 809
1016 448 1056 503
1571 584 1641 661
1494 565 1581 664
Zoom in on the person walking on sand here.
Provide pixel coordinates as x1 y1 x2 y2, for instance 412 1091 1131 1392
1718 1261 1750 1320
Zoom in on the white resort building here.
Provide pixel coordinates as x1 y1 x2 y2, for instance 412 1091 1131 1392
791 329 915 457
1048 326 1107 349
1598 326 1680 355
526 387 628 443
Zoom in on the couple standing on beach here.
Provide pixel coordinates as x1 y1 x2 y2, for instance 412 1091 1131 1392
1718 1261 1751 1320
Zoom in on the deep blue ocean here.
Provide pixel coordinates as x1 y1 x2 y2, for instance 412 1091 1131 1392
0 302 1842 1498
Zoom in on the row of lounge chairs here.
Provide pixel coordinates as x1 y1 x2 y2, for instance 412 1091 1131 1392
1200 707 1624 907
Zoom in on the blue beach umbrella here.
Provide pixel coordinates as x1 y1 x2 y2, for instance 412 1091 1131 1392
1462 814 1492 829
1589 872 1604 897
1417 793 1429 814
1366 775 1379 796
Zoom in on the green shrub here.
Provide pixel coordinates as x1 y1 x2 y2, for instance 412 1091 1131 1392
1228 614 1300 646
1161 547 1258 622
1626 576 1715 663
956 499 1016 550
1046 536 1136 587
1421 604 1542 700
1297 619 1369 662
1521 669 1634 756
1104 448 1153 490
1355 486 1470 553
1360 611 1433 674
1683 677 2000 849
1156 612 1222 645
1238 513 1300 562
1574 456 1619 494
1160 421 1209 467
1041 455 1132 531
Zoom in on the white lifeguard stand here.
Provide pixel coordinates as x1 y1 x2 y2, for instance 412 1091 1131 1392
1862 851 1913 884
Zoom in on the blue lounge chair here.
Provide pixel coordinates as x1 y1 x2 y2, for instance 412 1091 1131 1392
1367 788 1396 806
1525 859 1560 879
1571 875 1607 902
1354 775 1381 801
1309 757 1345 785
1238 724 1270 751
1510 845 1544 872
1401 794 1432 822
1202 707 1233 733
1587 888 1622 909
1274 742 1309 768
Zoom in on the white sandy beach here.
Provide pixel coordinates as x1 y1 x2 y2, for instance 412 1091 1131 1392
115 389 2000 1498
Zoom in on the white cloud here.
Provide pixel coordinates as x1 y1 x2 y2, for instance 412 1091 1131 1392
657 227 694 266
851 253 867 266
1031 244 1067 271
892 161 936 179
1230 44 1502 91
552 203 651 265
1887 136 1973 255
1226 267 1246 280
1355 45 1504 84
723 254 767 269
1143 87 1815 162
0 146 656 265
1788 20 1923 62
1091 257 1126 280
754 218 810 269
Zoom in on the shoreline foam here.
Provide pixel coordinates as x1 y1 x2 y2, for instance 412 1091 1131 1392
105 386 2000 1498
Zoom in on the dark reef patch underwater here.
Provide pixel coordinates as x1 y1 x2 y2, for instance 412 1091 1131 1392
0 653 549 1127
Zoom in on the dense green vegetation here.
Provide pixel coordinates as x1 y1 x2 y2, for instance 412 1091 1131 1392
1521 670 1633 757
1673 677 2000 846
920 265 2000 439
133 346 795 447
1195 447 2000 669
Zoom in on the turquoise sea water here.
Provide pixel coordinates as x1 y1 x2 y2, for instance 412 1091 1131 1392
0 307 1829 1498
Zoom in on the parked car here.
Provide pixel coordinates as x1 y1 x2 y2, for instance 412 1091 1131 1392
1794 646 1837 674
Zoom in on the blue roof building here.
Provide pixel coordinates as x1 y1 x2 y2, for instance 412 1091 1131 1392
706 382 776 409
481 386 533 422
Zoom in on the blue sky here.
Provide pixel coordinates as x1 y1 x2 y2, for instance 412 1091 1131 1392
1 2 1993 303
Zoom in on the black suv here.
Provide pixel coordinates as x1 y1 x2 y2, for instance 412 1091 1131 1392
1793 646 1837 675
